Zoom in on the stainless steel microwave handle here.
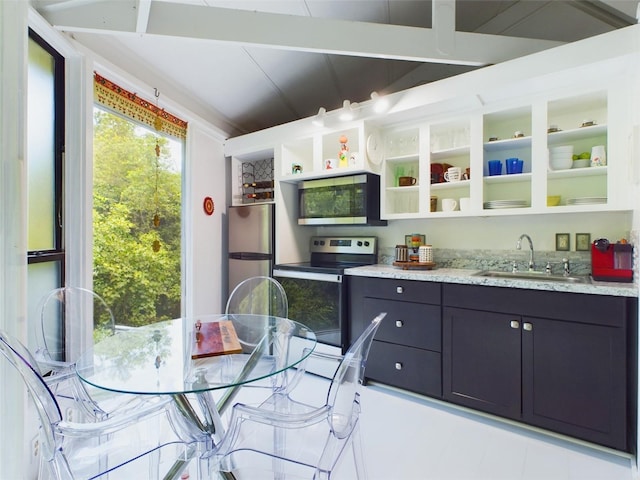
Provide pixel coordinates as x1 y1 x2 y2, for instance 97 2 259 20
298 216 368 225
272 269 343 283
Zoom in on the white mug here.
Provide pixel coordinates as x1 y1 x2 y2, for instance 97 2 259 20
443 167 461 182
442 198 458 211
459 197 471 211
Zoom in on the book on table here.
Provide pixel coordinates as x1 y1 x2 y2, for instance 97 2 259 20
191 319 243 359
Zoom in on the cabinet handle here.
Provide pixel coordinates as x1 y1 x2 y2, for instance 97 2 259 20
396 286 404 294
510 320 520 329
395 362 403 370
395 320 404 328
523 322 533 331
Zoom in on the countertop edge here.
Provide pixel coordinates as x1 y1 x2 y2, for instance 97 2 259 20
344 265 638 298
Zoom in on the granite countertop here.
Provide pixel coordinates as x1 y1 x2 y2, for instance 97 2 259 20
345 264 639 298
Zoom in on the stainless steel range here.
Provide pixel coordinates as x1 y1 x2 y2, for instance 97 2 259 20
273 236 377 352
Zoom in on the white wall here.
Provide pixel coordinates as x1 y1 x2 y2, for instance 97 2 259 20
0 2 30 478
186 124 227 316
319 210 633 254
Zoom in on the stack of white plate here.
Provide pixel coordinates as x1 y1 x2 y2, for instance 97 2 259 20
567 197 606 205
483 199 528 209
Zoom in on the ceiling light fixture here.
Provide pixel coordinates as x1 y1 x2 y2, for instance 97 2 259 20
370 91 390 113
312 107 326 127
339 100 358 122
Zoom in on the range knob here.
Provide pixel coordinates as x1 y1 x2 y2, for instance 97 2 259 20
319 240 325 246
364 241 370 247
357 241 363 247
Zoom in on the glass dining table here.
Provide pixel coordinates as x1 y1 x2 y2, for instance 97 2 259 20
75 313 317 479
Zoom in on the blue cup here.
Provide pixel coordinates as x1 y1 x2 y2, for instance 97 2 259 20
488 160 502 176
505 158 524 174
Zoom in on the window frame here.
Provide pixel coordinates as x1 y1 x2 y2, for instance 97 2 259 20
26 28 65 274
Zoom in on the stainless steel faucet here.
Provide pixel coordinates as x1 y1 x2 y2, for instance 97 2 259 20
516 234 535 271
562 258 571 276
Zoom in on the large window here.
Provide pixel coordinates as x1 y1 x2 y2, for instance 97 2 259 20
93 108 183 327
26 29 65 358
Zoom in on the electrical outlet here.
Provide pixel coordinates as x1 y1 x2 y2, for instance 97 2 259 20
31 435 39 463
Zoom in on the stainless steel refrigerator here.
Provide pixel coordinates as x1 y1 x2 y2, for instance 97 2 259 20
228 204 275 295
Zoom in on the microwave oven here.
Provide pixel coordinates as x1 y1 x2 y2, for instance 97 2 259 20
297 173 387 226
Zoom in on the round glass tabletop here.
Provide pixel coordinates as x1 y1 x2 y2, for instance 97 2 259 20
75 314 317 396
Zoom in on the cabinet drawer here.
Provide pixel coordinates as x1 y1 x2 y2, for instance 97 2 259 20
367 340 442 397
364 298 441 351
362 277 441 304
443 283 630 327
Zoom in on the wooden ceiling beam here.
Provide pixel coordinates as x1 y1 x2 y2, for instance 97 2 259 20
39 0 563 67
135 0 151 34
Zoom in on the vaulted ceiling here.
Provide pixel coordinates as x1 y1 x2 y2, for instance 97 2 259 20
32 0 638 138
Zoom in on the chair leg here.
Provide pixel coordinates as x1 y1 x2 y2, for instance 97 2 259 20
147 447 161 479
350 423 367 480
272 423 287 480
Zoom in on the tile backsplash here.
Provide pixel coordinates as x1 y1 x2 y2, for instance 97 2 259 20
381 247 592 276
380 229 639 280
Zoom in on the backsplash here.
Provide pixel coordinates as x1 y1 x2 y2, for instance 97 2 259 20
379 247 592 275
379 229 640 280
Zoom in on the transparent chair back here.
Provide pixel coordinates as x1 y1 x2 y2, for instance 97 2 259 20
326 312 384 438
36 287 115 364
225 276 288 318
34 287 123 420
225 276 292 391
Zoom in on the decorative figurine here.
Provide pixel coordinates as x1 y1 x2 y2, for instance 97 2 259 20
338 135 349 168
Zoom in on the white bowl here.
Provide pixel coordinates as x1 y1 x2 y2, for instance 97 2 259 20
572 159 590 168
550 157 572 170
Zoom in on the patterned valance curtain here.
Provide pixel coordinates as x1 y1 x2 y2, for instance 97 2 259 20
93 72 187 140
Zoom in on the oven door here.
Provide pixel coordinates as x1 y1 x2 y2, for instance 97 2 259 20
272 269 345 350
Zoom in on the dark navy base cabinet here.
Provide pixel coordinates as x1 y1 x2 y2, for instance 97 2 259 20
349 276 637 453
349 276 442 398
443 283 635 452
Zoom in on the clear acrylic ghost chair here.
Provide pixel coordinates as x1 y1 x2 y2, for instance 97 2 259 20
225 276 295 392
0 329 195 480
34 287 139 420
200 312 386 480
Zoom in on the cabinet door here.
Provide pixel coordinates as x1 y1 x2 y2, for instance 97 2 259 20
522 316 627 451
443 307 522 418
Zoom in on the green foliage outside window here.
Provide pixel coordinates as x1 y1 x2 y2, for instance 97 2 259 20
93 109 181 327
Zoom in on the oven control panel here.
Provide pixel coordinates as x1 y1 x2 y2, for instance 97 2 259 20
309 236 377 255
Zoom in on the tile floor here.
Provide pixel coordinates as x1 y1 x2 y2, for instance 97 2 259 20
215 373 636 480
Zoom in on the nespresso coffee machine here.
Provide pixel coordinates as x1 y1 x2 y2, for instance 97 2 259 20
591 238 633 282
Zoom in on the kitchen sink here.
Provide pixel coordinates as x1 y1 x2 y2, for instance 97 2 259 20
473 270 592 284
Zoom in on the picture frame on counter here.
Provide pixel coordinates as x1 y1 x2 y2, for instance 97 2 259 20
576 233 591 252
556 233 570 251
